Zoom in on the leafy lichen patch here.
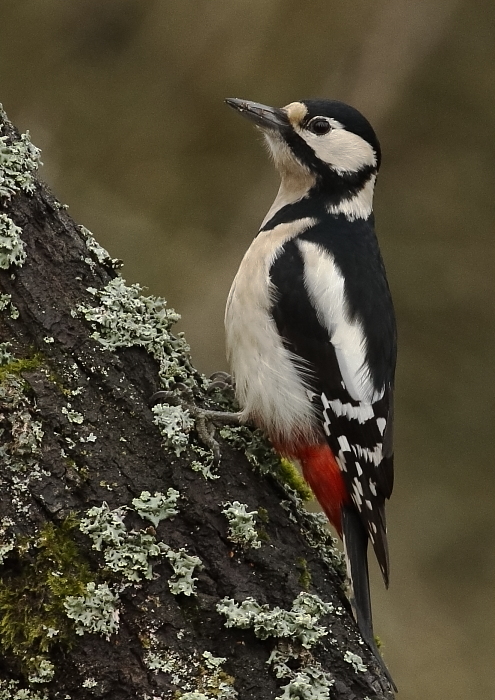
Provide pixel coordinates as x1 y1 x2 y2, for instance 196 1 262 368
343 650 367 673
79 225 121 270
0 678 48 700
165 548 203 596
143 636 237 699
190 446 219 480
152 403 194 456
0 121 41 199
132 489 180 528
79 502 167 582
79 500 203 594
0 121 40 272
217 592 334 649
0 341 13 365
217 594 336 698
0 213 26 269
76 276 195 389
64 582 120 639
79 502 127 551
0 371 48 516
0 292 19 319
271 652 334 700
221 501 261 550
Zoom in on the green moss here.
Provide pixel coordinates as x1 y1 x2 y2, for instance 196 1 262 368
0 516 92 674
257 507 269 524
278 458 313 502
296 558 312 591
0 353 43 382
218 426 313 504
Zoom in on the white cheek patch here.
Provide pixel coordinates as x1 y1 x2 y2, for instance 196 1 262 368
298 127 377 173
297 239 381 403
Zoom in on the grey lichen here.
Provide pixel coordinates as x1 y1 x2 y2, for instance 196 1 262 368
0 120 41 271
216 592 334 649
0 213 26 269
0 121 41 199
276 667 333 699
79 502 127 551
76 276 195 390
152 403 194 456
165 547 202 596
0 292 18 319
79 500 203 593
104 530 166 581
221 501 261 550
79 225 121 270
0 342 13 365
0 517 15 564
64 581 120 639
79 502 167 582
190 447 219 480
0 373 46 517
217 594 336 698
27 658 55 685
132 489 180 528
61 405 84 424
0 678 47 700
269 646 334 700
343 650 367 673
143 639 237 699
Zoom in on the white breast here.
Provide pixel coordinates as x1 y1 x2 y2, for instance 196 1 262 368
225 217 318 444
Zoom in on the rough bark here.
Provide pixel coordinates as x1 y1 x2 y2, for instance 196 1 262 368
0 106 394 700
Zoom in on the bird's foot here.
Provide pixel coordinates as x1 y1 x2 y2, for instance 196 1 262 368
150 379 242 463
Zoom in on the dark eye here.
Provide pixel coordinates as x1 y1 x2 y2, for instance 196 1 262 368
307 118 331 135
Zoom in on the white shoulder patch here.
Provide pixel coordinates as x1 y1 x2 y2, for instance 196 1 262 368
297 239 381 403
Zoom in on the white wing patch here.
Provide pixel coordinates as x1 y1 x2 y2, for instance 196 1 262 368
297 239 382 403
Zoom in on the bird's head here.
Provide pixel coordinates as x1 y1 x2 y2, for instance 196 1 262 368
226 98 380 210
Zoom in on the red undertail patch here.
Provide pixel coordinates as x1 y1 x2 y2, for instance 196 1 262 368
277 442 349 537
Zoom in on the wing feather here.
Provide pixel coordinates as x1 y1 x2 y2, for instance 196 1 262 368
269 228 396 583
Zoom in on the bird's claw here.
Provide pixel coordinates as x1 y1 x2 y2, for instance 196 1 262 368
207 371 234 394
149 381 242 464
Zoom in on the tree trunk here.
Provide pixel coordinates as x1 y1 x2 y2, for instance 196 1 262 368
0 105 394 700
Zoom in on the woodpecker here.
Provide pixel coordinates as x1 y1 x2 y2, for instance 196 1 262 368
224 98 396 689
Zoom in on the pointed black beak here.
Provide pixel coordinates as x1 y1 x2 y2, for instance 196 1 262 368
225 98 289 131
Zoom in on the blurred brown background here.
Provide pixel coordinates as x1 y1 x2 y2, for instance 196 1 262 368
1 1 494 697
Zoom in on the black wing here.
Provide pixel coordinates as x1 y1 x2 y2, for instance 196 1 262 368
269 225 396 584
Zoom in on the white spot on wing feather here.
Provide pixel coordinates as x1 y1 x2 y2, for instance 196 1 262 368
376 417 387 435
329 397 374 423
337 435 351 452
